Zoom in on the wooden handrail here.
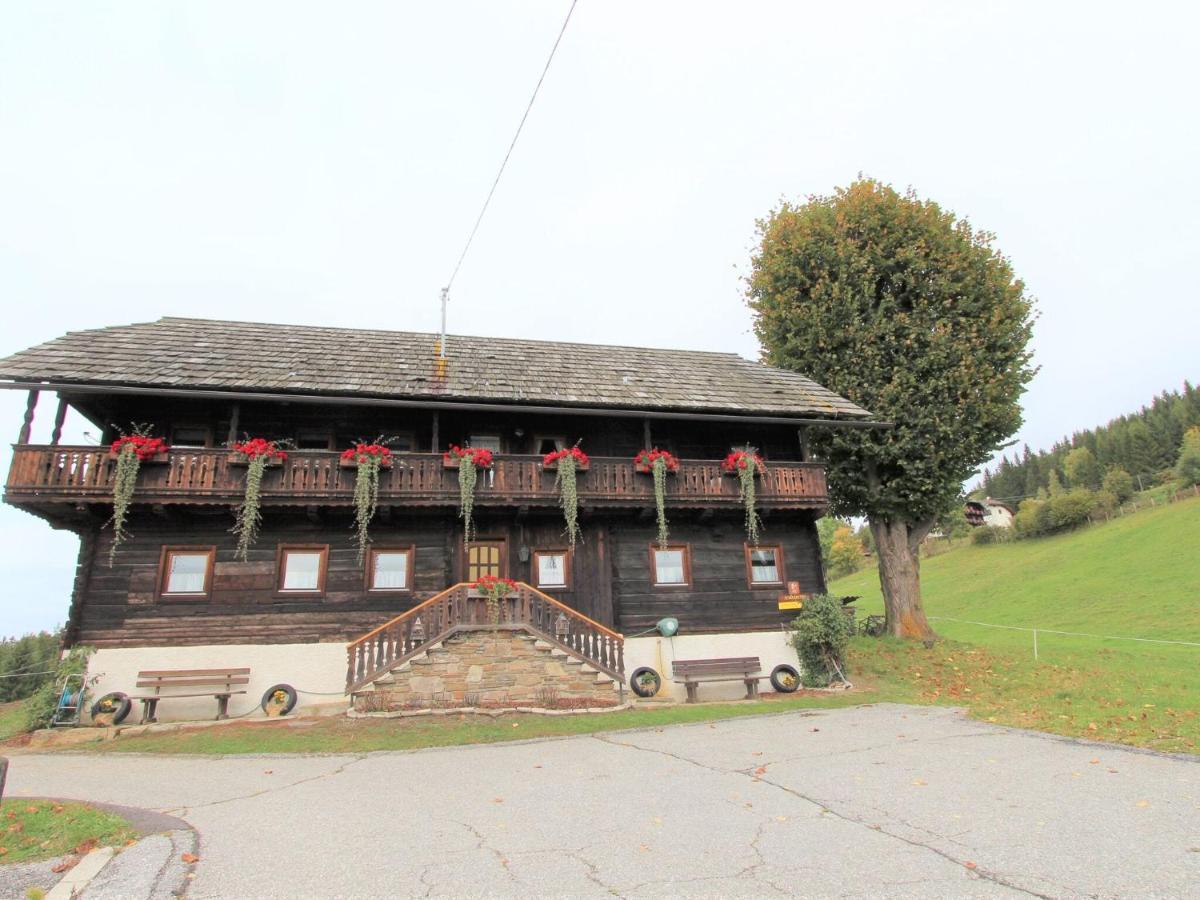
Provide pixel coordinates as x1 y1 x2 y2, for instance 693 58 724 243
345 580 625 693
517 583 624 641
346 582 471 650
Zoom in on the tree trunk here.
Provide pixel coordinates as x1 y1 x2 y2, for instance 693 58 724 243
868 516 936 640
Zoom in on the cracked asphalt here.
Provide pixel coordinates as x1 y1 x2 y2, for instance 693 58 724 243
5 703 1199 899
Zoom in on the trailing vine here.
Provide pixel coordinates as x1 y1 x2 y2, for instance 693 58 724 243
230 438 288 561
634 448 679 547
341 441 394 562
444 445 494 545
106 427 168 566
474 575 518 626
723 447 765 545
545 445 589 548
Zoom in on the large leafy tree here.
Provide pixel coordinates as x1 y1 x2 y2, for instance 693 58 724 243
749 179 1036 639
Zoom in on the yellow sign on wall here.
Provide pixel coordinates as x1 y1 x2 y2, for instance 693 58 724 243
777 595 805 611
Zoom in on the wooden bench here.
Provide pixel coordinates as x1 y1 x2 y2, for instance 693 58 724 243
132 668 250 723
672 657 763 703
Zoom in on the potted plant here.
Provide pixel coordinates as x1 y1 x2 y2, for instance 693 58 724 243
722 446 766 545
340 441 394 562
264 689 290 717
444 445 494 544
474 574 519 626
634 448 679 547
230 438 289 561
544 445 588 548
107 426 170 564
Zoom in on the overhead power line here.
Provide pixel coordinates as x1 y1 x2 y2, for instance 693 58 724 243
439 0 579 355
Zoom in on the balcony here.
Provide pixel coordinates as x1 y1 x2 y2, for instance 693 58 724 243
5 445 828 516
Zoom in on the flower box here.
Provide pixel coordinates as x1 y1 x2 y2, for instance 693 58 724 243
443 446 495 469
340 456 393 469
108 449 169 464
230 455 285 468
543 458 589 472
722 450 765 477
634 449 679 475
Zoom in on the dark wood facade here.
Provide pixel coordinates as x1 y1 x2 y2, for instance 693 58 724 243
60 506 826 649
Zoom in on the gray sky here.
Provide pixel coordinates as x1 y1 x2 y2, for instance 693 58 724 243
2 2 1197 637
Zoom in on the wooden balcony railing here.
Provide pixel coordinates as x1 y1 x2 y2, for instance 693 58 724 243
5 445 827 510
345 582 625 693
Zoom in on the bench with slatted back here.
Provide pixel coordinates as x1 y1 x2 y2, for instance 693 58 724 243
133 668 250 723
672 657 763 703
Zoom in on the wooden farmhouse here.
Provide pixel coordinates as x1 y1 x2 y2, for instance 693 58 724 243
0 317 872 718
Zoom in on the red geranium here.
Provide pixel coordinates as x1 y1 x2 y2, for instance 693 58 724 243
634 448 679 472
232 437 288 461
341 443 392 464
111 435 169 462
474 574 518 594
443 445 494 468
722 449 765 474
543 446 589 467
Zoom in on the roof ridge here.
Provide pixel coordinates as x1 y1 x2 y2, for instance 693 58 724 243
154 317 748 360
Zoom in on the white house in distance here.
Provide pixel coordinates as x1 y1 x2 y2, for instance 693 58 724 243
965 498 1015 529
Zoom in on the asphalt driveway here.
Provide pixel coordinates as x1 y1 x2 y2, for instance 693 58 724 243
6 704 1198 898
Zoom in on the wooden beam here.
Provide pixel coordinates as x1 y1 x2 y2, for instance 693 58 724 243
17 389 38 444
642 418 652 448
431 411 440 453
227 402 241 446
50 397 68 445
797 427 810 462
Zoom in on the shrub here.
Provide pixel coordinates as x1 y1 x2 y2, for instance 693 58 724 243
1014 498 1048 537
1047 489 1095 531
970 525 1011 545
1102 467 1135 504
24 646 95 731
1090 489 1117 517
1177 427 1200 487
788 594 853 687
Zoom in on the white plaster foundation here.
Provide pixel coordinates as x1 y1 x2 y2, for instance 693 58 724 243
86 629 802 721
623 629 800 702
86 643 349 723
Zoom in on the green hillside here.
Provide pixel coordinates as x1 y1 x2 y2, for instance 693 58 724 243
832 496 1200 753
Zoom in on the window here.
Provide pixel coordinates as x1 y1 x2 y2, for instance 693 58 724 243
535 436 566 456
466 541 506 581
650 544 691 587
276 545 328 594
158 547 215 598
745 544 785 587
469 434 502 452
533 550 570 589
170 426 211 448
367 547 414 592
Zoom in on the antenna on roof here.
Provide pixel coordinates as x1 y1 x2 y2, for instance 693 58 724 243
439 287 449 359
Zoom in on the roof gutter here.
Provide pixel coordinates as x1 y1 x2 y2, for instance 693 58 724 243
0 380 892 429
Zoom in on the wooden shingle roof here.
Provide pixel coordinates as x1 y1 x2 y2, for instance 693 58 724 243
0 317 870 419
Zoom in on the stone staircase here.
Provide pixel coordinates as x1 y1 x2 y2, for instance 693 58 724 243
353 628 623 710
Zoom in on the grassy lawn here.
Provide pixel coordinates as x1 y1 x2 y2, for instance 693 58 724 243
88 692 883 755
0 799 137 865
0 701 27 742
832 496 1200 754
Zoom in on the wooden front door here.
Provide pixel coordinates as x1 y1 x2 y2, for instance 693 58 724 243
465 541 507 582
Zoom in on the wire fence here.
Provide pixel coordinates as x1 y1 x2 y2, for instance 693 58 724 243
926 615 1200 660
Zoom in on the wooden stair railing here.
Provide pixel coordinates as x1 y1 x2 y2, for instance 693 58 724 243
345 582 625 694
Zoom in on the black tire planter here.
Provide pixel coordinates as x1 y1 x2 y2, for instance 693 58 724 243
90 692 132 725
261 683 298 715
770 664 801 693
630 666 662 698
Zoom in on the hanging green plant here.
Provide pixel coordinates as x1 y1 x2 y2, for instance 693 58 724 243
544 445 589 548
444 445 494 545
474 575 518 626
230 438 289 561
634 448 679 547
722 447 766 545
106 427 169 566
341 441 394 562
